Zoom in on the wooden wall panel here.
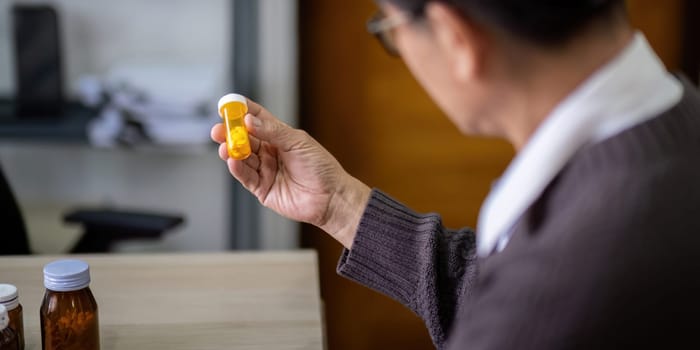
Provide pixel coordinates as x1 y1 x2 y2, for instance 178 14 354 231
299 1 686 349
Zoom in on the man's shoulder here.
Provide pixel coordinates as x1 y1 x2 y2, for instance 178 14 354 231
545 132 700 240
462 81 700 350
552 80 700 222
482 79 700 277
517 84 700 253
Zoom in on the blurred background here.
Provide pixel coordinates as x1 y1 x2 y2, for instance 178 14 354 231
0 0 297 254
0 0 697 349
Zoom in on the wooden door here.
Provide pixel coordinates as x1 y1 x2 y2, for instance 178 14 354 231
299 2 512 349
299 1 685 349
627 0 684 70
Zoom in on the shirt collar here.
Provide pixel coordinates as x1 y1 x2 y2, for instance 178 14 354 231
476 32 683 257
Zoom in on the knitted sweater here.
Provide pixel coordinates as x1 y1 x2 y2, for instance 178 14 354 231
337 81 700 349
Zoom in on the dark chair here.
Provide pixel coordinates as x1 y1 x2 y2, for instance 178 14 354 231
1 161 31 255
0 163 184 255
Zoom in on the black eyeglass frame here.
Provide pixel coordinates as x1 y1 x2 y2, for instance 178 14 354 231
366 6 425 57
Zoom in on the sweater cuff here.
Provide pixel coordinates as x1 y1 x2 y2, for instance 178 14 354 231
337 189 435 306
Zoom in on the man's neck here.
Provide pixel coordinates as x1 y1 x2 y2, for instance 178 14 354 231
499 26 635 151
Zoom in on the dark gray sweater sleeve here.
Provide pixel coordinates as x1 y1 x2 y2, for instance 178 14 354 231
337 189 478 349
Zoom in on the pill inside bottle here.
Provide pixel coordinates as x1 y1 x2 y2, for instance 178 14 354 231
218 94 252 160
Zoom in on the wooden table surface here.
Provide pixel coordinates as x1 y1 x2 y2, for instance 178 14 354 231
0 251 324 350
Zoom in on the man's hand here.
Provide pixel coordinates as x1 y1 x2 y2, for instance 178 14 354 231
211 98 371 248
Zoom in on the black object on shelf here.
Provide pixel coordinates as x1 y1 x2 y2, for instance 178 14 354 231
64 209 185 253
3 5 96 142
13 4 65 118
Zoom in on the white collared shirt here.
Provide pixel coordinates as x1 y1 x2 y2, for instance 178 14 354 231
476 33 683 257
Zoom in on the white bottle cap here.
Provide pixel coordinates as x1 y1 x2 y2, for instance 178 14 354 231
43 260 91 292
0 304 8 330
0 284 19 310
217 93 247 117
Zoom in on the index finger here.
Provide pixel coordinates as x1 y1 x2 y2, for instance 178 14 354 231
211 123 226 143
246 98 263 117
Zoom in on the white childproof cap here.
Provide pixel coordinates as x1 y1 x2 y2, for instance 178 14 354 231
43 259 91 292
0 284 19 310
217 94 248 117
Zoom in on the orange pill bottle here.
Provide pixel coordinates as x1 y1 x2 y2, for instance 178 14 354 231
218 93 252 160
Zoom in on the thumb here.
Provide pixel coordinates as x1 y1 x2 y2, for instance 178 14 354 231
244 113 299 150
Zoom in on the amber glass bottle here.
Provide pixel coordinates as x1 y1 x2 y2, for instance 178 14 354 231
0 304 19 350
0 285 23 350
40 260 100 350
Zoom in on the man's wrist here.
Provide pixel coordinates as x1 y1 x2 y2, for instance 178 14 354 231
321 176 371 249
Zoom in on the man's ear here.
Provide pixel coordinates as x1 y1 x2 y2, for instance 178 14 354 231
425 2 484 83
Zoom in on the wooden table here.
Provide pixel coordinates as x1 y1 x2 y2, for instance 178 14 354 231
0 251 324 349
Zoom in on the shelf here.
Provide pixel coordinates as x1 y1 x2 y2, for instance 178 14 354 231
0 98 96 142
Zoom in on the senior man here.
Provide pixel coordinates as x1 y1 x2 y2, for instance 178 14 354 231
212 1 700 348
